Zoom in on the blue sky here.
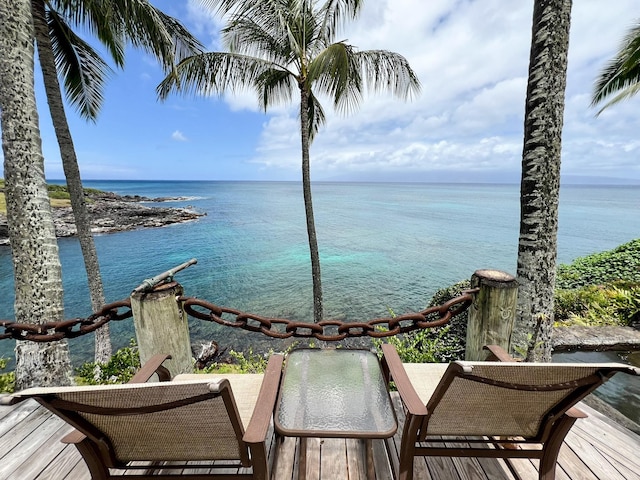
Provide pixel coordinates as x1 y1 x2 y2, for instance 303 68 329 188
15 0 640 182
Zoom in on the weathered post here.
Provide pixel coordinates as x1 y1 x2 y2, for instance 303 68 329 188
130 281 192 378
465 269 518 361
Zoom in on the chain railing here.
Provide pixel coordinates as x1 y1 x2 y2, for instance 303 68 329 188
181 291 477 341
0 289 477 343
0 300 133 342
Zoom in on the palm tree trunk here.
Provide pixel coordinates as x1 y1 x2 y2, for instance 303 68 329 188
515 0 572 362
299 85 323 323
0 0 73 388
31 0 111 363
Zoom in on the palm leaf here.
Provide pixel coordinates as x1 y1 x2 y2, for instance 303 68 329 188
53 0 203 69
157 52 274 99
256 68 296 110
592 22 640 113
355 49 421 100
317 0 363 42
52 0 127 67
308 42 362 114
47 9 112 120
307 91 326 142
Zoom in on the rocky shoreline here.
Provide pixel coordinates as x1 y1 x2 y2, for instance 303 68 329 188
0 190 205 246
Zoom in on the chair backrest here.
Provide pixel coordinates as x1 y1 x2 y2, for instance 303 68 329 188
424 361 639 440
15 379 250 468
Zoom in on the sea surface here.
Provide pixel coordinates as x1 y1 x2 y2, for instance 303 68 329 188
1 181 639 420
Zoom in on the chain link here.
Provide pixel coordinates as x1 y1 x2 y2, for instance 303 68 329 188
1 290 477 343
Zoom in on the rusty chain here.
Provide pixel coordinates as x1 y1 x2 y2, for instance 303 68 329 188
0 300 133 342
0 290 477 343
181 289 477 341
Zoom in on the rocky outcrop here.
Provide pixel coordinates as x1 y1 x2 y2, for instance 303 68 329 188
552 325 640 352
0 191 205 246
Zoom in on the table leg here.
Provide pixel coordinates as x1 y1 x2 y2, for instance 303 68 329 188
298 437 307 480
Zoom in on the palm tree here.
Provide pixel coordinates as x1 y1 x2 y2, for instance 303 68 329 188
592 21 640 112
0 0 73 388
158 0 420 323
30 0 202 362
514 0 572 362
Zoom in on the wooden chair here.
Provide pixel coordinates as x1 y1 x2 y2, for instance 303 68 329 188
380 343 640 480
7 353 283 479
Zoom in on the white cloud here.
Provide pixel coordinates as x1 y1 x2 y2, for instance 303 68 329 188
171 130 188 142
183 0 640 181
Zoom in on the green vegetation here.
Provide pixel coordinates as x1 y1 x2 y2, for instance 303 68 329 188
554 239 640 327
73 341 276 386
0 181 106 212
196 349 272 374
0 357 15 393
556 239 640 288
75 339 141 384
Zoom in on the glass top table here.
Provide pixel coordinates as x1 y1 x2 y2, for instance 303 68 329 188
274 348 397 439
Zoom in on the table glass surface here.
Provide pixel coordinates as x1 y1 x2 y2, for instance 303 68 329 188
275 349 397 437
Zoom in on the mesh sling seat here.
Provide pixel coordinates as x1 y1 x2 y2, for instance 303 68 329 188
7 353 284 480
380 343 640 480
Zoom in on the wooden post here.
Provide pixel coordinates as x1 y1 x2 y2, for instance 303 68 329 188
465 269 518 361
130 281 192 378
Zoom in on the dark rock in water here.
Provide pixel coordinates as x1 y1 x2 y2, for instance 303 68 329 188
0 189 205 245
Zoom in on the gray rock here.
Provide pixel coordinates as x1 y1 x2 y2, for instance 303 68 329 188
0 190 205 245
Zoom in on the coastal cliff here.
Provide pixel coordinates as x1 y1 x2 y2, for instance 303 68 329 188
0 190 205 246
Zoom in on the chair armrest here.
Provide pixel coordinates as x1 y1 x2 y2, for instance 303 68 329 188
0 394 20 406
381 344 427 416
483 345 517 362
566 407 588 419
129 354 172 383
61 429 86 445
243 354 284 445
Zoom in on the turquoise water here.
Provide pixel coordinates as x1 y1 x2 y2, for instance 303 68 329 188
1 181 638 364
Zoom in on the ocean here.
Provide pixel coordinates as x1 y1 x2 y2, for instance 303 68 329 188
0 181 639 420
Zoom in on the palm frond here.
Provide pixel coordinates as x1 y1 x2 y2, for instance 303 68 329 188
223 13 290 63
157 52 274 100
355 49 421 100
53 0 203 70
592 22 640 112
47 9 112 120
256 68 296 111
52 0 127 67
318 0 363 42
308 42 363 114
110 0 204 68
307 91 326 142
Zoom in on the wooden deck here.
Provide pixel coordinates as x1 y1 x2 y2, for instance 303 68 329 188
1 393 639 480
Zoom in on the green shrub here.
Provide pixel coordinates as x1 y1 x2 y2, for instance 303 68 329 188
75 339 141 384
47 184 71 200
0 357 15 393
556 239 640 289
196 348 280 374
554 239 640 327
555 282 640 327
